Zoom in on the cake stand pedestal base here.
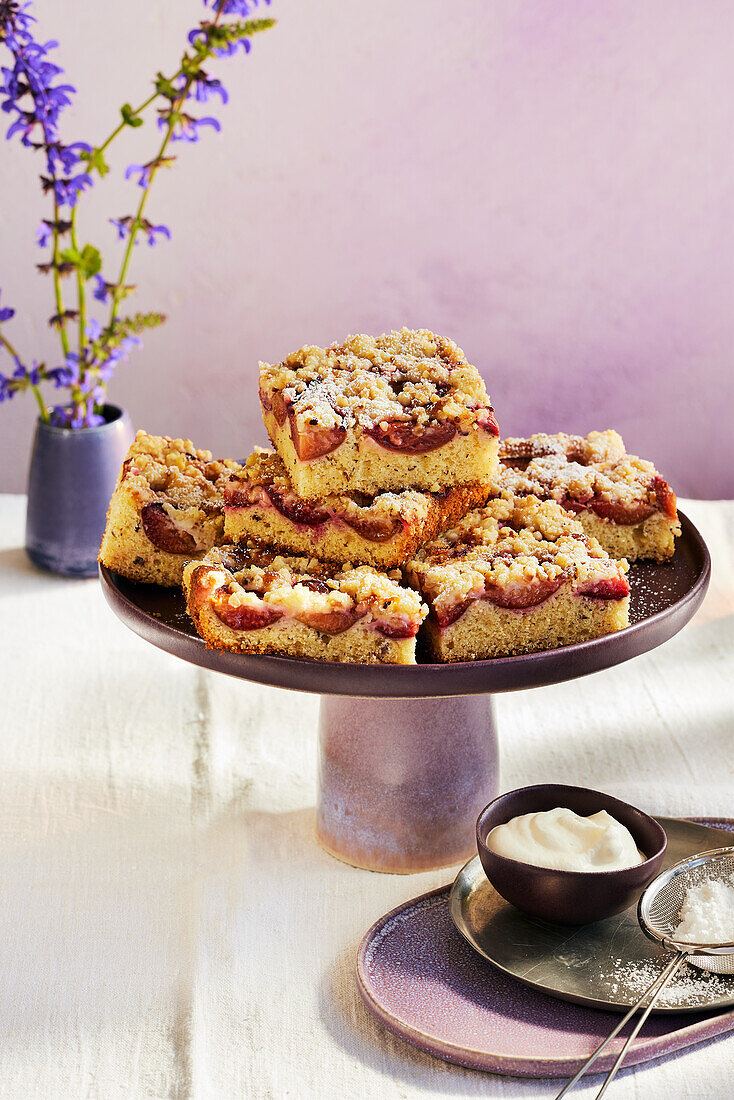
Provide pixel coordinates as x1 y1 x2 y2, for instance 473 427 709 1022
316 695 499 873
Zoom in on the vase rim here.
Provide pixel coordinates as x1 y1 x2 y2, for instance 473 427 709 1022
37 403 127 435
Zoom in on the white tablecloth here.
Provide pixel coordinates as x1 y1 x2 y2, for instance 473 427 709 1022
0 495 732 1100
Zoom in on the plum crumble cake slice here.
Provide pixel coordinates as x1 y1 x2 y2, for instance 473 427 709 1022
258 327 500 499
99 430 239 585
222 449 491 569
497 430 680 562
404 494 630 662
183 545 427 664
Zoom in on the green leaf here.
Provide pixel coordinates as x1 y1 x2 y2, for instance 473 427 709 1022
79 244 102 280
154 72 178 100
60 245 102 280
120 102 144 128
59 246 82 268
79 147 110 177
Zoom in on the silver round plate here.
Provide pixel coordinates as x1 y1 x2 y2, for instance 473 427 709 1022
450 817 734 1014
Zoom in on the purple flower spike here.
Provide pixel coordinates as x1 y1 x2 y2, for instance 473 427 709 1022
1 11 93 212
0 289 15 323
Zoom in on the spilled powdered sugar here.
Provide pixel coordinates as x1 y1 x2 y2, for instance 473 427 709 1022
593 955 734 1007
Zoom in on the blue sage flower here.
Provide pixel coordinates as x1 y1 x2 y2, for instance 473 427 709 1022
161 111 220 143
91 274 111 303
0 288 15 322
190 72 228 105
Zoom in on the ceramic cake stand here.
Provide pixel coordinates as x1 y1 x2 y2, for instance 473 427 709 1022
99 511 710 874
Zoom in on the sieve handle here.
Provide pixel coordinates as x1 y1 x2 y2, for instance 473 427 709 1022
554 951 690 1100
593 951 691 1098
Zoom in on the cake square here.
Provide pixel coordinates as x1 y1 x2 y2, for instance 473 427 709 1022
222 449 492 570
258 327 499 499
98 430 239 586
183 544 428 665
404 494 630 662
497 430 680 562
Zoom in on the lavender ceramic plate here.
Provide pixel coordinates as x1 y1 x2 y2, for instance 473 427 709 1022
99 510 709 698
357 820 734 1077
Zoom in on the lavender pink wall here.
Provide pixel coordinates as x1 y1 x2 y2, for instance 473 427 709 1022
1 0 733 495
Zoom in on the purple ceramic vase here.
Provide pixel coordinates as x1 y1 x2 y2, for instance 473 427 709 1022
25 404 134 577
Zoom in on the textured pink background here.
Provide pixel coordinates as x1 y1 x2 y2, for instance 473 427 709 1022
1 0 733 494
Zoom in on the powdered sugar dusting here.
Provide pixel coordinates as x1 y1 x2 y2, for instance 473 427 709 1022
595 955 734 1007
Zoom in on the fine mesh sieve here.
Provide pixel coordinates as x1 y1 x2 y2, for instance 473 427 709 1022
557 846 734 1099
638 846 734 974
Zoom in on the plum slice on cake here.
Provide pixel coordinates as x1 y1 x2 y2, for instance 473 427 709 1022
258 327 499 499
404 494 630 662
223 449 491 570
497 430 680 562
183 544 428 664
98 430 239 585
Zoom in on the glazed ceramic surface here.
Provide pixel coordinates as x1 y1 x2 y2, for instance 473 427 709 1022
451 817 734 1014
26 405 134 577
98 510 709 698
317 696 498 873
475 784 667 924
357 832 734 1079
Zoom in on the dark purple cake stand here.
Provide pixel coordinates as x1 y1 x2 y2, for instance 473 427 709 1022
99 510 710 874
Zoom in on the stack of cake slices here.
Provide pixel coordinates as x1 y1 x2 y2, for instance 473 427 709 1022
99 327 680 665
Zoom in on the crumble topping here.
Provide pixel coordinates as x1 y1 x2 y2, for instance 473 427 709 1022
500 430 627 467
196 545 426 624
497 431 676 515
122 430 239 511
259 327 494 436
407 494 628 617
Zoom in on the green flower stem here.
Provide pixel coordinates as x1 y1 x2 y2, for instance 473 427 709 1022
0 329 49 421
108 10 225 330
97 90 159 156
30 380 48 420
52 197 70 359
0 328 20 361
69 208 86 358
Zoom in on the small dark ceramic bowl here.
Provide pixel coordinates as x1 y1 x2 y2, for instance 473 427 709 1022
476 784 667 926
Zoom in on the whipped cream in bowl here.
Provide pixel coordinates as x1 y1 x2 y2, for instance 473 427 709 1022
476 784 667 925
485 806 646 873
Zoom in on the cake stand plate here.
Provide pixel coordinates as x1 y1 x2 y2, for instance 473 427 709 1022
99 510 710 872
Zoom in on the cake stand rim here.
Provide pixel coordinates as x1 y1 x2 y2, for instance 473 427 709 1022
98 508 711 699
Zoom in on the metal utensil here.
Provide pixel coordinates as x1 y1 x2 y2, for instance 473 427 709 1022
555 846 734 1099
